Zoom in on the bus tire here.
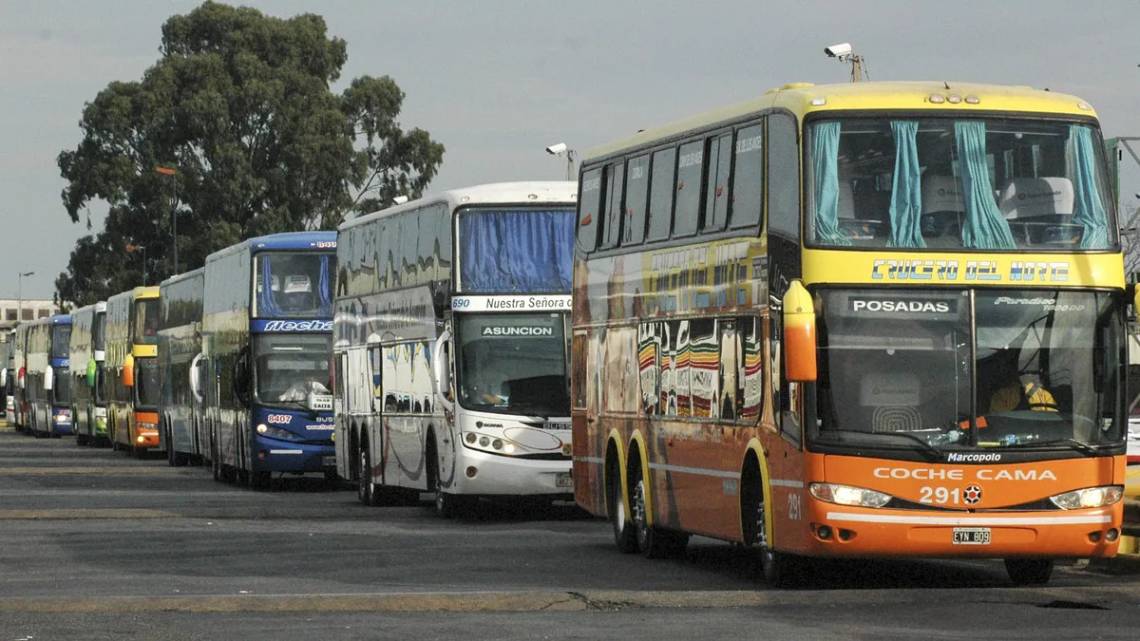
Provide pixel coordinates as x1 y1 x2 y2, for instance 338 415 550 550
742 457 796 587
628 457 688 559
1004 558 1053 586
249 470 271 491
607 448 638 553
357 438 379 506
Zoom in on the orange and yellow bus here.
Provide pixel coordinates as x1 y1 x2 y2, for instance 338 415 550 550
106 286 162 455
571 81 1131 586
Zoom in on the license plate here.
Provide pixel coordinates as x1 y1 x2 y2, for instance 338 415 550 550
321 456 336 467
556 472 573 489
952 527 991 545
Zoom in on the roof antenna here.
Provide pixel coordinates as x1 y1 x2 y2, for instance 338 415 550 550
944 81 950 90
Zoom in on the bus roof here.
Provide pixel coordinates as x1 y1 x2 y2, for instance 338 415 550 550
584 81 1097 163
158 266 205 288
204 231 336 264
107 286 160 305
340 181 578 232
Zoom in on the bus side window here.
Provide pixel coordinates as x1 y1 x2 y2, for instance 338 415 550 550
672 140 704 237
767 113 800 238
572 332 588 410
646 148 676 242
636 322 660 416
600 162 625 249
368 346 383 411
623 155 650 246
578 168 603 252
730 123 763 229
705 133 733 232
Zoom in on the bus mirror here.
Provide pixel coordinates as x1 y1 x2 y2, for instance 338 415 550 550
432 329 453 411
1133 285 1140 318
782 280 818 383
44 365 54 392
0 368 6 388
86 358 97 388
233 347 251 407
122 354 135 388
189 353 204 403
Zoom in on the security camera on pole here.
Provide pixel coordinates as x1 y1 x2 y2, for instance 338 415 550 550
545 143 576 181
824 42 867 82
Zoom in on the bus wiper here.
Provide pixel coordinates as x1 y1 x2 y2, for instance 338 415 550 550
1002 438 1099 455
823 429 942 459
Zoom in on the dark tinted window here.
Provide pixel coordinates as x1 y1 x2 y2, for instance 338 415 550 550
673 141 704 237
705 133 733 232
768 113 799 236
647 148 676 241
731 124 764 228
600 163 624 249
578 168 602 252
623 155 650 245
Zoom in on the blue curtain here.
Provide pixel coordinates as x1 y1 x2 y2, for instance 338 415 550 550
318 255 332 315
459 209 576 292
258 256 282 316
1070 125 1110 249
888 121 925 248
811 122 850 245
955 121 1015 249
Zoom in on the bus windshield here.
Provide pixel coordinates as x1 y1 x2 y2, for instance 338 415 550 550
93 313 106 351
805 117 1115 251
455 313 569 417
134 300 159 345
254 252 335 318
253 334 332 408
813 288 1123 453
51 326 71 360
134 358 160 409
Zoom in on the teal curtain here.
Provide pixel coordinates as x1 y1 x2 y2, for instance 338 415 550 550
1070 125 1110 249
955 121 1015 249
812 122 849 245
888 121 925 248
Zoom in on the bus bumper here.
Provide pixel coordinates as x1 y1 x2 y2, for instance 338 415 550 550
251 435 334 474
448 448 573 497
51 408 73 436
794 498 1123 559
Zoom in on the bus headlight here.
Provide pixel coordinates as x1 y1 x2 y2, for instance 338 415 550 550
256 424 300 441
1049 485 1123 510
809 483 892 508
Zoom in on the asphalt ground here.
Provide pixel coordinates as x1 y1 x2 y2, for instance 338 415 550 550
1 420 1139 640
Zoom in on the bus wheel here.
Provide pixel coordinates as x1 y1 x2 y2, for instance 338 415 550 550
742 462 796 586
630 461 688 559
608 452 638 554
357 440 378 506
1005 558 1053 586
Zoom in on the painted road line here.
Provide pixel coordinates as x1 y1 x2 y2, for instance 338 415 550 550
0 508 176 520
0 466 174 476
1 586 1139 614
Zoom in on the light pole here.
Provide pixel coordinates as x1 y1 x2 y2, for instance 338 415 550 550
155 165 178 274
17 271 34 323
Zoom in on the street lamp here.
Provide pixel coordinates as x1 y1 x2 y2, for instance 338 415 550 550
545 143 577 181
17 271 34 323
155 165 178 274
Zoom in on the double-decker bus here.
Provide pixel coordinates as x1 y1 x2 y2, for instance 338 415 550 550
571 81 1129 586
202 232 337 489
106 287 162 455
12 324 29 431
25 314 73 437
69 303 107 446
335 182 577 515
159 268 205 466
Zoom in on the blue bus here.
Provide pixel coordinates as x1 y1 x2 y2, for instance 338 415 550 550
25 314 73 437
201 232 337 489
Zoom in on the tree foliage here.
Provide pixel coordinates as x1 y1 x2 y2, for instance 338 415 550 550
56 1 444 306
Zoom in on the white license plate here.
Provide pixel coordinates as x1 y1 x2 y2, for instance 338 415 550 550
952 527 991 545
321 456 336 467
556 472 573 489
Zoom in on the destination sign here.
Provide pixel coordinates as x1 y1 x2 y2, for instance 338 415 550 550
451 295 571 312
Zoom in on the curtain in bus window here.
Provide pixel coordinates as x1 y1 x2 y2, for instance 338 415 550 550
811 122 849 245
318 255 333 314
258 256 283 316
955 121 1015 249
1069 125 1109 249
888 121 926 248
459 209 575 292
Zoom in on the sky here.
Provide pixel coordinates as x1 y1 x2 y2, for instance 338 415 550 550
1 0 1139 300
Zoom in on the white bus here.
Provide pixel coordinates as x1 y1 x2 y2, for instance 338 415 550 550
335 182 577 515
